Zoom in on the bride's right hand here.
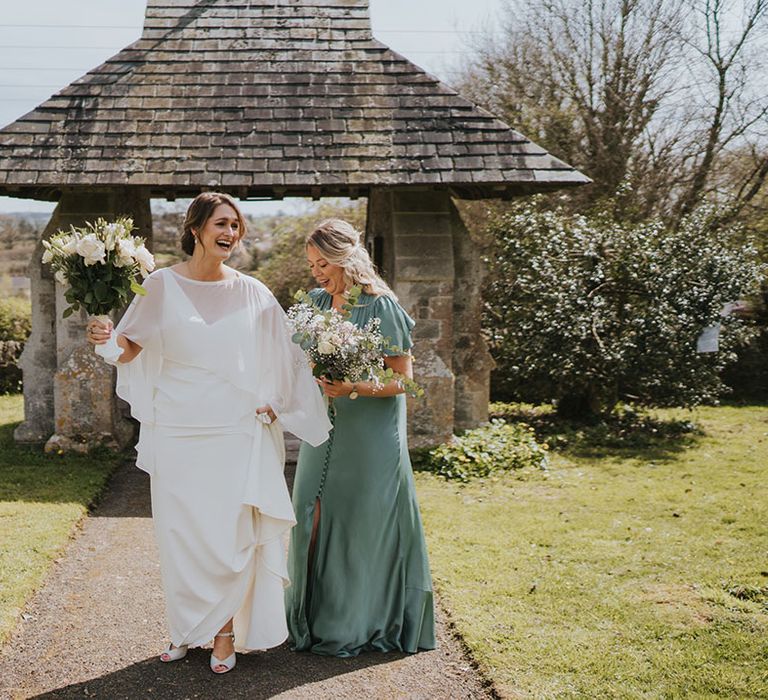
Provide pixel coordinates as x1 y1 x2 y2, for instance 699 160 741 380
86 319 113 345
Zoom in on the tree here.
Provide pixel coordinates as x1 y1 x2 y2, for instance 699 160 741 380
0 217 18 250
254 200 367 308
463 0 768 225
483 200 764 416
672 0 768 223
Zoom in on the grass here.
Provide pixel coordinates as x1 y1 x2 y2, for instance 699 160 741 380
415 404 768 698
0 394 121 644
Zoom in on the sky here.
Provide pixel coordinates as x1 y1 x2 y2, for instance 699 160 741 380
0 0 504 216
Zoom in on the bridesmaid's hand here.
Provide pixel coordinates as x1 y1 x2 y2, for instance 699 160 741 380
86 319 113 345
316 377 354 398
256 405 277 423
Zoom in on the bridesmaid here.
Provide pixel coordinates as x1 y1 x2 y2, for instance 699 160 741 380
285 218 436 657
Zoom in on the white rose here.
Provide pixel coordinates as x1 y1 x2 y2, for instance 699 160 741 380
76 234 106 266
60 236 78 256
114 237 136 267
317 340 336 355
134 244 155 277
103 223 120 251
42 248 54 264
54 269 67 285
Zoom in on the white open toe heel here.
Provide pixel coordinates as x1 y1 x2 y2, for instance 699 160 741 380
160 643 188 663
210 631 236 674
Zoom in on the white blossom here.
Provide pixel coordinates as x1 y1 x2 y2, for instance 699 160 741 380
60 235 78 256
114 237 137 267
134 243 155 277
76 234 107 266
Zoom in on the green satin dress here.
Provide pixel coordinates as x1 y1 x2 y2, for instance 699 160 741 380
285 289 436 657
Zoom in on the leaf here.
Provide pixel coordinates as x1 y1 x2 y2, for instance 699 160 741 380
131 279 147 296
94 280 109 302
62 306 74 318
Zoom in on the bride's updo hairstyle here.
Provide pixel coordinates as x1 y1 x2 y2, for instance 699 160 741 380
307 218 396 299
180 192 247 256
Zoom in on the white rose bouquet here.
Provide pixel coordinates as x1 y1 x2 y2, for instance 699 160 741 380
42 217 154 319
287 286 423 400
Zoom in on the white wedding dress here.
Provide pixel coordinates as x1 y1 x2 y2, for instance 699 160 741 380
110 267 330 651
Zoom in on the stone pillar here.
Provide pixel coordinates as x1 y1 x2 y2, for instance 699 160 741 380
15 188 153 452
13 224 57 443
366 188 494 446
451 204 494 432
366 188 456 448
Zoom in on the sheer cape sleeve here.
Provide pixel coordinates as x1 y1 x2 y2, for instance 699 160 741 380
113 270 165 473
252 281 331 446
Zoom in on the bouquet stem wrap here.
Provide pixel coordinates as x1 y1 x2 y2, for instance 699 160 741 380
91 314 125 366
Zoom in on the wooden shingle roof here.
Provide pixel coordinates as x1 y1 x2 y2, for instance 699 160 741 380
0 0 589 201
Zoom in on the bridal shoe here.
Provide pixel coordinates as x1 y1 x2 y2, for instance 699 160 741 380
160 643 188 662
210 631 236 674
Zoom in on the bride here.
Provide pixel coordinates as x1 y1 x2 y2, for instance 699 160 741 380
86 192 331 674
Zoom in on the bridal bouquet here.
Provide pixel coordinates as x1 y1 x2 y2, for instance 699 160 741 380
287 286 423 397
42 217 154 319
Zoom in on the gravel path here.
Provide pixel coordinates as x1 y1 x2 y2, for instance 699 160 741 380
0 460 493 700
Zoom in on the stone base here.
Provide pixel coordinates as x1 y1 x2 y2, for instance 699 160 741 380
51 343 134 453
43 432 122 455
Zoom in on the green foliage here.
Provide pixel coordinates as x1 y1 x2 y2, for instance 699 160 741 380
0 297 31 394
61 253 145 318
418 419 549 482
722 288 768 401
0 297 31 343
254 199 367 308
483 200 766 416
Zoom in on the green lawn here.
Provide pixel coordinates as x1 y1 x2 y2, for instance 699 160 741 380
416 405 768 698
0 394 120 644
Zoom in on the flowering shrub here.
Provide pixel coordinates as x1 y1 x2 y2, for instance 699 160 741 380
483 201 765 415
0 297 31 394
42 217 154 318
420 419 549 482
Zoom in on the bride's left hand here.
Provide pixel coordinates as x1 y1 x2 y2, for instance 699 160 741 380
316 377 353 398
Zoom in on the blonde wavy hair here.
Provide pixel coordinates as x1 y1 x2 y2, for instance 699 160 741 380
306 218 396 299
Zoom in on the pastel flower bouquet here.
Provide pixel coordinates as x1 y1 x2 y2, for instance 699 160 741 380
42 217 155 361
286 286 423 402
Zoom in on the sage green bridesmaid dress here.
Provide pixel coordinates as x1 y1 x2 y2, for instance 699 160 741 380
285 289 436 657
